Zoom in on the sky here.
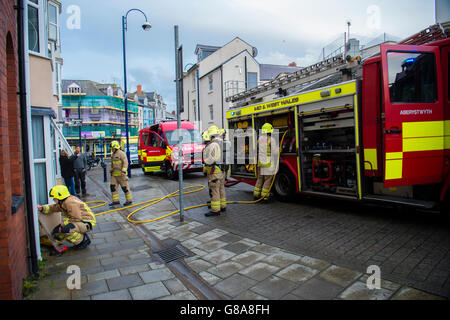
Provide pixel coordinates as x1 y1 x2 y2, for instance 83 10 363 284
60 0 437 112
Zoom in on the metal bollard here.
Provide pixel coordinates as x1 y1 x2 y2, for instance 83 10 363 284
101 158 107 182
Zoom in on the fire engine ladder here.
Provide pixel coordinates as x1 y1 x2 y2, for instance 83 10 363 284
399 22 449 45
227 54 359 106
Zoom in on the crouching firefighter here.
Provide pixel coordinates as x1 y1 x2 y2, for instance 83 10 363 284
38 185 96 250
203 125 227 217
109 140 133 206
254 123 278 202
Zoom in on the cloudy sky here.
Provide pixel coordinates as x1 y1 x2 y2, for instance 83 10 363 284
60 0 436 112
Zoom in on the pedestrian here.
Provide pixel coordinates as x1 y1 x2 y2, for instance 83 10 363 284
109 140 133 206
253 123 278 202
203 125 226 217
73 146 88 197
37 185 96 250
59 150 77 196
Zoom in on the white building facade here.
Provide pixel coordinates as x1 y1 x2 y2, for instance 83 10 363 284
182 38 260 131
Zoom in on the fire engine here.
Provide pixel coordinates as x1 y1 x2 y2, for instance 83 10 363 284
226 23 450 211
138 120 204 179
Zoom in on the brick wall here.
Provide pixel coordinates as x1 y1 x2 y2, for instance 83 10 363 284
0 0 29 300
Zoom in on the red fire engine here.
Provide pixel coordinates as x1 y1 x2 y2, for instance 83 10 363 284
226 24 450 212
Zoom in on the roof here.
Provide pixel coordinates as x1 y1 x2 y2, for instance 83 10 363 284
61 80 106 96
259 64 302 81
195 44 221 55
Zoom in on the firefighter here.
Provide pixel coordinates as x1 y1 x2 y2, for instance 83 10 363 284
203 125 226 217
109 140 133 206
37 185 96 250
254 123 278 202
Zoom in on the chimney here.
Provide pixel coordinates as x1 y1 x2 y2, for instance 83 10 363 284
137 84 142 94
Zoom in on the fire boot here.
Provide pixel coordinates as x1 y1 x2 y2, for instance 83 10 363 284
73 234 91 250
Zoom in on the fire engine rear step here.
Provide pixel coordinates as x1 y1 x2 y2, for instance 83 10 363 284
363 195 436 209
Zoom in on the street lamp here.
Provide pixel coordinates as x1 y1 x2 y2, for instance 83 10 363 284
122 8 151 178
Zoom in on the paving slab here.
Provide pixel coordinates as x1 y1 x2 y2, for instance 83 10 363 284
238 262 280 282
214 274 258 298
91 289 132 300
87 269 121 282
163 278 188 294
297 255 331 271
186 259 214 273
319 265 363 287
139 268 175 284
202 248 237 264
275 263 319 283
292 278 344 300
195 239 228 252
250 276 298 300
106 274 143 291
391 287 446 300
338 281 394 300
71 280 109 299
231 251 267 266
158 291 198 300
262 251 302 268
207 261 246 278
129 282 171 300
199 271 222 286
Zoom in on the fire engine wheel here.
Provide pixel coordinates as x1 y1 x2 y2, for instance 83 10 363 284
165 162 177 180
274 167 296 202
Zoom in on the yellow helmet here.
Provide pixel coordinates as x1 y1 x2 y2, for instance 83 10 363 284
261 123 274 134
49 185 71 200
202 131 210 142
111 140 120 150
207 125 220 137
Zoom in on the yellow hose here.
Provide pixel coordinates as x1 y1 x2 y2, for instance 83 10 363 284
87 131 289 224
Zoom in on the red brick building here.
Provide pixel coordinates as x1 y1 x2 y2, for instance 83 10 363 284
0 0 29 299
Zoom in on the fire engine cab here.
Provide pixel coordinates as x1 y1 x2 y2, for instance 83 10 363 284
226 25 450 211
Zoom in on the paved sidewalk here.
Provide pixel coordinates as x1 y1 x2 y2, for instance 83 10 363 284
29 167 447 300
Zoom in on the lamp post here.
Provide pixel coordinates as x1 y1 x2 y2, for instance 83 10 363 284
122 8 151 178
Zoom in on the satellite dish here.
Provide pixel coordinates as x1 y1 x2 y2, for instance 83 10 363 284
252 47 258 58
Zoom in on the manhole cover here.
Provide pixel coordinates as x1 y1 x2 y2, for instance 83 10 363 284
154 245 188 263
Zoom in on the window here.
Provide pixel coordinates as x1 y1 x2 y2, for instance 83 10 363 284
28 1 40 53
48 2 58 43
247 72 258 89
208 75 213 91
32 115 48 204
209 105 214 121
68 84 81 94
165 129 202 145
387 51 437 103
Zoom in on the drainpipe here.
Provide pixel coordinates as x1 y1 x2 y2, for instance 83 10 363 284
244 56 248 91
220 66 224 129
196 68 200 123
17 0 39 275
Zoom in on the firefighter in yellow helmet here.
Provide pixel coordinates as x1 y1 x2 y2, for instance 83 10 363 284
254 123 278 202
37 185 96 250
109 140 133 206
202 125 227 216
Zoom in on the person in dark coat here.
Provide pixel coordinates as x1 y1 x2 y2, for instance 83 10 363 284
59 150 77 196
